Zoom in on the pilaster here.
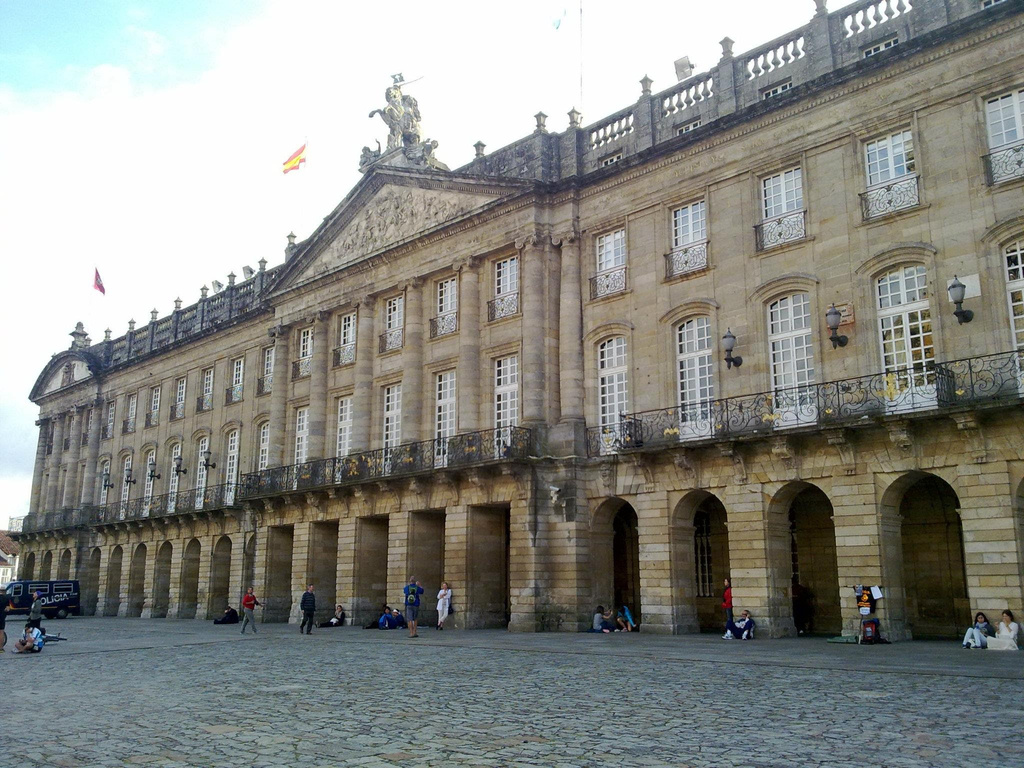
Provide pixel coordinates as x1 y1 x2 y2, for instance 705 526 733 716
402 280 425 442
63 406 84 508
456 262 481 433
45 412 66 511
268 323 291 467
635 491 674 634
306 312 331 460
81 401 102 506
351 299 376 452
518 235 546 428
289 521 313 623
29 419 49 515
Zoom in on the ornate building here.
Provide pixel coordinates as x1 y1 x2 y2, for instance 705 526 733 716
14 0 1024 638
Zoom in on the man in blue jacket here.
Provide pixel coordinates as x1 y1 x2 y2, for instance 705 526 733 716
403 577 424 638
299 585 316 635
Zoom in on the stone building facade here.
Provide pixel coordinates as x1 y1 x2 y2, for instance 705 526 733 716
14 0 1024 639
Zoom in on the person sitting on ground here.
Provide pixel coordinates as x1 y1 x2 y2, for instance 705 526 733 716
319 604 346 628
378 607 398 630
962 611 995 649
617 605 637 632
365 603 389 629
986 610 1019 651
724 610 756 640
13 623 43 653
392 608 407 628
589 605 611 633
213 606 239 625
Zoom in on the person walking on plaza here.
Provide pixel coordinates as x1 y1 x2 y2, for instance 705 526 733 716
403 577 424 638
300 584 316 635
240 587 260 634
436 581 452 630
28 591 44 631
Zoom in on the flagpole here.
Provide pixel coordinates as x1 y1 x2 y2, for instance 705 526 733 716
579 0 584 114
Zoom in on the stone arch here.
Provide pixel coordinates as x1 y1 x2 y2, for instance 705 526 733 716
40 550 53 580
127 542 147 617
152 542 173 618
104 545 124 616
591 497 642 627
179 538 202 619
83 548 101 615
208 535 232 616
57 548 73 580
23 551 36 580
670 490 730 633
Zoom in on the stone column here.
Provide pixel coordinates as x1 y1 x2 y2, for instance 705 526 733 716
62 406 84 508
457 261 481 433
94 545 110 618
166 537 185 618
44 412 66 512
336 516 358 625
635 491 673 634
268 323 291 467
402 280 425 443
508 494 538 632
306 312 331 460
81 400 103 506
28 419 49 515
387 509 411 607
227 531 246 609
351 298 376 452
557 233 584 422
140 540 157 618
519 236 546 428
443 505 469 631
196 535 214 620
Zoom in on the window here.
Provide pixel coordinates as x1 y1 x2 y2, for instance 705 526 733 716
232 357 244 387
257 423 270 471
494 355 519 428
195 436 209 499
762 168 803 220
124 393 137 433
600 152 622 167
225 429 239 503
694 510 713 597
986 89 1024 149
167 443 182 505
768 293 816 426
120 454 132 508
761 80 792 100
495 256 519 296
437 278 458 316
596 229 627 272
338 312 356 347
597 337 628 428
260 348 275 393
202 368 214 396
336 398 352 457
385 296 404 331
143 449 156 504
294 408 309 464
435 371 457 440
863 36 898 57
172 377 186 419
382 385 402 449
263 347 275 377
677 317 714 438
672 201 707 249
877 265 935 410
983 0 1006 7
1005 240 1024 350
99 459 111 505
299 327 314 359
678 119 702 135
198 367 214 412
150 387 161 416
865 130 915 187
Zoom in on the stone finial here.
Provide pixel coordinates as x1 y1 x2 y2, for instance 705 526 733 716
640 75 653 97
814 0 828 16
720 37 735 60
534 111 548 133
128 319 136 332
287 232 297 246
69 322 88 350
174 297 182 310
473 141 486 158
258 257 267 272
567 107 582 129
104 328 112 341
200 285 209 299
227 272 236 286
674 56 694 82
150 308 158 321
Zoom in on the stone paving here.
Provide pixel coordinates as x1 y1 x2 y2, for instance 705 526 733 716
1 618 1021 767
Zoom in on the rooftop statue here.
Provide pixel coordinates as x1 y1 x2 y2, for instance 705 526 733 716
361 74 448 172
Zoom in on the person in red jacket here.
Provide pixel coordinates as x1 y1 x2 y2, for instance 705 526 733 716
721 577 733 638
240 587 261 635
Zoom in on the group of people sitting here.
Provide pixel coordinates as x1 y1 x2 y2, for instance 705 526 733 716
589 605 637 633
962 610 1019 650
363 605 407 630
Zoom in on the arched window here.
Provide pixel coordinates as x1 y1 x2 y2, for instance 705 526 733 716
143 449 156 505
167 443 182 512
597 337 628 428
224 429 239 504
676 317 713 438
768 293 816 425
257 422 270 471
876 265 935 410
1004 239 1024 349
98 459 111 505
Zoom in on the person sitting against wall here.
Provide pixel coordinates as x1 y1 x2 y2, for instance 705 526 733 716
213 606 239 625
962 612 995 649
319 604 346 628
365 603 389 629
723 609 756 640
986 610 1019 651
588 605 616 633
378 607 402 630
616 605 637 632
392 608 407 628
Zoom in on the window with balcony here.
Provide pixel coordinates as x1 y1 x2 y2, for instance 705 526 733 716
667 201 708 279
488 256 519 321
225 429 239 503
757 167 805 250
146 387 160 428
334 312 356 366
103 400 115 439
985 87 1024 184
123 393 137 434
195 435 210 498
294 408 309 464
294 327 314 378
172 377 186 420
768 293 816 427
99 459 111 505
198 368 214 412
434 371 456 466
226 357 244 404
597 337 629 432
431 278 458 338
382 384 402 449
143 449 156 505
592 229 627 299
677 317 714 439
861 129 918 219
877 265 936 412
380 296 405 353
1005 239 1024 350
257 423 270 471
336 397 352 457
167 442 182 508
120 454 132 510
494 355 519 458
259 347 274 395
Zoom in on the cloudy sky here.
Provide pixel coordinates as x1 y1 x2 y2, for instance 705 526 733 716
0 0 858 528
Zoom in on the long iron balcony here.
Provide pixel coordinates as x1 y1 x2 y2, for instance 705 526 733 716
587 349 1024 456
240 426 532 500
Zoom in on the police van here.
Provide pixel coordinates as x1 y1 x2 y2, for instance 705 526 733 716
3 580 81 619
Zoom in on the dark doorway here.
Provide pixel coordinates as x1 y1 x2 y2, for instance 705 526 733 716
788 486 841 636
613 503 641 626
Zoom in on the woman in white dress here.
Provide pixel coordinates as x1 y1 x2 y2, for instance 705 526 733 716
987 610 1020 651
436 581 452 630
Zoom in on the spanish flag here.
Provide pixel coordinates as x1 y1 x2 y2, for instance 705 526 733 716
282 143 307 174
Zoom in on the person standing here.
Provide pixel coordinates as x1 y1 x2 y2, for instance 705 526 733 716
721 578 733 630
403 577 424 638
436 582 452 630
28 591 44 631
240 587 260 635
299 584 316 635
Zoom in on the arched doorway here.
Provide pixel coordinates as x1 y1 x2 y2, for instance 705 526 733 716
57 549 72 579
900 474 969 638
179 538 201 619
209 536 232 615
592 498 642 627
127 543 147 617
152 542 172 618
40 550 53 580
788 485 841 635
669 491 731 633
105 545 123 616
23 552 36 580
83 548 101 615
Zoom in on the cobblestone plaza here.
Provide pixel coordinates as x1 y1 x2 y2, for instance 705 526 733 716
2 618 1021 767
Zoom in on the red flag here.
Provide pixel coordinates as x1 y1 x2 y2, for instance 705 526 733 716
94 268 106 295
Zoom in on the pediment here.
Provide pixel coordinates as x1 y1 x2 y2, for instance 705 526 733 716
275 168 532 290
31 349 103 402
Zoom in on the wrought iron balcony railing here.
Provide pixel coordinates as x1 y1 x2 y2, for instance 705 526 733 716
170 401 185 421
333 343 356 367
984 142 1024 185
860 176 920 220
487 293 519 321
292 357 312 379
239 426 532 500
257 374 273 396
196 393 213 413
379 328 404 353
122 417 136 435
101 424 113 440
429 312 458 338
590 266 628 300
755 210 805 251
145 412 159 428
8 515 25 533
665 242 709 279
586 349 1024 457
225 384 243 405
